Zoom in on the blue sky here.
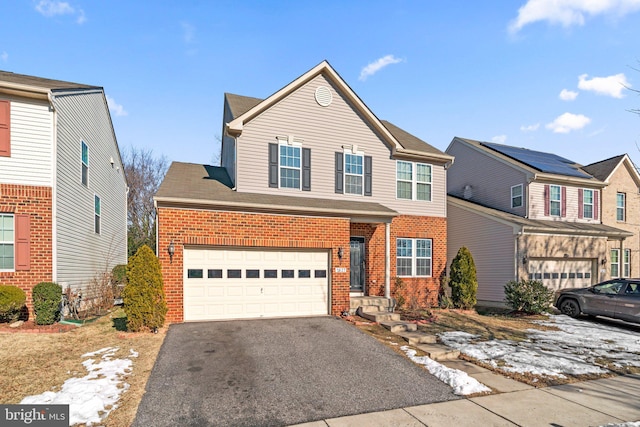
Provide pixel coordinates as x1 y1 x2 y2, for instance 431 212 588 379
2 0 640 167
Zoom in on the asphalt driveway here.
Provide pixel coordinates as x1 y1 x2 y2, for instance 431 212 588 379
133 316 459 427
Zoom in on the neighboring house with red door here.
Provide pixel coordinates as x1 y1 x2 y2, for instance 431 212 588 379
445 137 631 306
0 71 127 315
155 61 454 323
583 154 640 279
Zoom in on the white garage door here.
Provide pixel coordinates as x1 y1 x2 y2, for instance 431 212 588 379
528 259 593 291
183 248 329 321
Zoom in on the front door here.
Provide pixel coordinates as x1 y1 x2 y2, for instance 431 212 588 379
350 237 365 293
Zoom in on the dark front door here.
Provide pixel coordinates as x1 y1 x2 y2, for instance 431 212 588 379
350 237 365 292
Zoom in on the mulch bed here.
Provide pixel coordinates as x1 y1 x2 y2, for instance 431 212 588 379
0 320 77 334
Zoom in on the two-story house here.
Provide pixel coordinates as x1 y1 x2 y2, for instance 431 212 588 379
584 154 640 279
0 71 127 315
155 61 453 322
445 137 631 306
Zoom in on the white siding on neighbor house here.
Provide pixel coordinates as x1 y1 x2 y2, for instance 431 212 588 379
51 91 127 290
528 181 601 222
446 140 528 216
447 202 517 302
0 95 53 186
235 74 447 217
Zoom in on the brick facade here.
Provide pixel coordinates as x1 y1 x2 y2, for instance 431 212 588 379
0 184 53 317
157 207 351 323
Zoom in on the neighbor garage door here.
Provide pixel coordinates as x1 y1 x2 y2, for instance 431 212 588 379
529 259 593 291
183 248 329 321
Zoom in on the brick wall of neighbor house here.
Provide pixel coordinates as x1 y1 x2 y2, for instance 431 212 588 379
157 207 351 323
0 184 53 317
351 216 446 307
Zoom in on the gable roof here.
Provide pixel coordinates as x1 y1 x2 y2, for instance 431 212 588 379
582 154 640 189
0 70 99 99
224 61 453 163
450 137 604 186
156 162 398 222
449 195 632 239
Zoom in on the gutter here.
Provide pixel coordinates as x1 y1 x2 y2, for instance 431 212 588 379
48 91 58 282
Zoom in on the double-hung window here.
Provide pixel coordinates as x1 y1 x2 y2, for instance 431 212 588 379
279 145 301 189
582 189 593 219
396 238 432 277
611 249 620 278
81 141 89 186
0 214 14 270
344 153 363 195
549 185 561 216
396 161 432 201
617 193 626 222
511 184 523 208
624 248 631 277
94 195 101 234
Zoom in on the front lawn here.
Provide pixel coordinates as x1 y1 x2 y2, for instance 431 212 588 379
0 308 165 426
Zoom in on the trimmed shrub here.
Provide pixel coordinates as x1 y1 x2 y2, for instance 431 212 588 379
122 245 167 332
0 285 26 322
449 247 478 309
504 279 554 314
33 282 62 325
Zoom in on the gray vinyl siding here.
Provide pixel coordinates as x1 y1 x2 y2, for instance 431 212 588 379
446 140 527 216
0 95 53 186
528 181 600 223
234 74 447 217
51 91 127 290
221 101 236 186
447 202 517 302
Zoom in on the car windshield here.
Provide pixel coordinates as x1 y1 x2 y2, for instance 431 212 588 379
593 281 623 295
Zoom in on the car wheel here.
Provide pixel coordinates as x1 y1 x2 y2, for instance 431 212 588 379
559 299 581 318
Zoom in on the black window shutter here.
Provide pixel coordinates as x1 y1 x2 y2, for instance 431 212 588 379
364 155 372 196
268 143 278 188
302 148 311 191
335 152 343 194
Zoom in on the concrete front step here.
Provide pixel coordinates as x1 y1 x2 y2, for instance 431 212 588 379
395 330 437 346
349 296 394 314
416 343 460 361
379 320 417 333
357 308 401 322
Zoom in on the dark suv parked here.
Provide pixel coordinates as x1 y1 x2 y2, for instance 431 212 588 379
554 279 640 324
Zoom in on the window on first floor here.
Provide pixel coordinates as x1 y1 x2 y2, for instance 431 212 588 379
396 238 432 277
624 248 631 278
611 248 620 278
94 195 101 234
0 214 14 270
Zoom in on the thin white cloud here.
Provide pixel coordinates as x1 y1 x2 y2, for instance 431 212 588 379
578 73 630 98
492 135 508 143
106 95 128 117
509 0 640 34
559 89 579 101
359 55 403 81
181 21 196 44
520 123 540 132
0 52 7 62
546 112 591 133
35 1 86 24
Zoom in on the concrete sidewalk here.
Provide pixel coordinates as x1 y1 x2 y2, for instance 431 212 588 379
289 364 640 427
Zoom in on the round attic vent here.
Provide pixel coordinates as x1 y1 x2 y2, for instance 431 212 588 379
315 86 332 107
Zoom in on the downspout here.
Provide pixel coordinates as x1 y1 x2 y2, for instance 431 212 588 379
48 92 58 283
385 222 390 299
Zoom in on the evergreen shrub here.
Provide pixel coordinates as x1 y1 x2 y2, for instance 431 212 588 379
504 279 554 314
449 247 478 309
0 285 26 322
33 282 62 325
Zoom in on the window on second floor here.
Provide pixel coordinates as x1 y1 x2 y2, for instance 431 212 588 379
511 184 523 208
396 161 432 201
344 153 363 195
549 185 561 216
617 192 626 222
268 142 311 191
334 150 371 196
583 189 593 219
279 145 301 189
0 100 10 157
81 141 89 186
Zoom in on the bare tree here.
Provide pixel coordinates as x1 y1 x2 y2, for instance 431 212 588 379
123 147 168 257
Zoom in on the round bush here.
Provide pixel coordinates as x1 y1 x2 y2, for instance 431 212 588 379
111 264 127 285
504 279 554 314
0 285 26 322
33 282 62 325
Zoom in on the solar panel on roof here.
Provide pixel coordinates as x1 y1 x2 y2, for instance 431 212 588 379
481 142 592 179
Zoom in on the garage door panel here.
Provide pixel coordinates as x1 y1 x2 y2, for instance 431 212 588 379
184 248 329 321
529 259 593 291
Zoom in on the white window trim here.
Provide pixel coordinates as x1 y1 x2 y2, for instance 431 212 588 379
0 213 14 272
396 160 433 202
582 188 594 219
624 248 631 277
396 238 432 278
549 184 561 217
94 194 101 235
344 149 364 196
278 142 302 190
617 192 626 222
611 248 620 278
511 184 523 208
81 140 89 187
